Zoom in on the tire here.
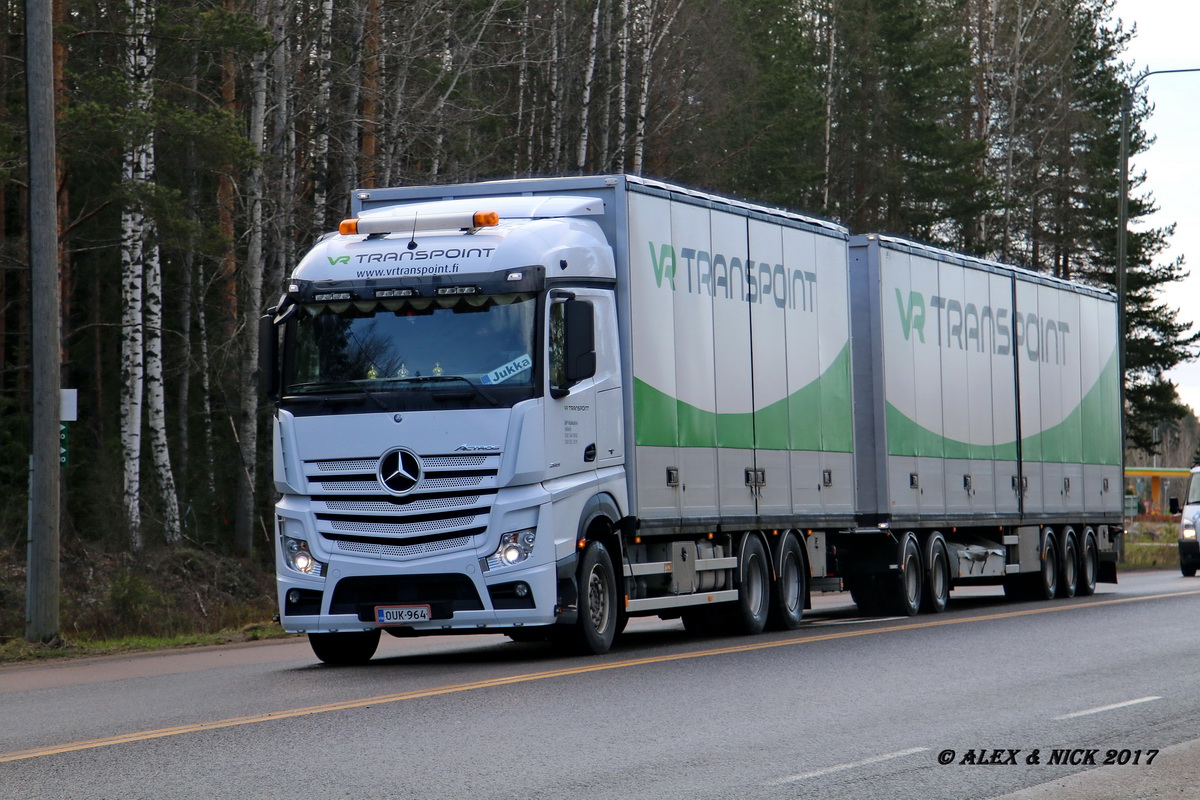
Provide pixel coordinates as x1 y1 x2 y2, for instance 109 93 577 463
728 534 771 635
308 629 381 665
564 540 618 655
921 536 950 614
1057 530 1079 599
1078 530 1099 596
885 533 923 617
1183 564 1198 578
768 532 807 630
1036 533 1059 601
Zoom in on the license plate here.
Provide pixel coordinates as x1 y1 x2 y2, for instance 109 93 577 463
375 605 432 625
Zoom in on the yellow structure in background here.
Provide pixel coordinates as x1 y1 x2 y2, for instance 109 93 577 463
1124 467 1192 516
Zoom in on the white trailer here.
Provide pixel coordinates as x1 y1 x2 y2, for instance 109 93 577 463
263 176 1123 664
845 235 1122 613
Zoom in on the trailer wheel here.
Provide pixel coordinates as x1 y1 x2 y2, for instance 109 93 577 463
768 532 807 630
728 534 770 635
885 534 923 617
308 629 381 666
1078 529 1099 595
1057 529 1079 599
921 537 950 614
567 540 619 655
1036 533 1059 601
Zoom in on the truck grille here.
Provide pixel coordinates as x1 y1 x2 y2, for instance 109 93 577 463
304 453 500 558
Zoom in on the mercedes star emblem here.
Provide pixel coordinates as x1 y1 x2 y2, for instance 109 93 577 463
378 448 422 495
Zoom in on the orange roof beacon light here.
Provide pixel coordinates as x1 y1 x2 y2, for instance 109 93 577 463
338 210 500 237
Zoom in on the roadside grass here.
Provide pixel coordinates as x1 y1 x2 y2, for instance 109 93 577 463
1121 520 1181 570
0 622 294 664
1 541 285 664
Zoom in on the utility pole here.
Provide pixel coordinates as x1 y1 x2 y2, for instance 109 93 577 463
25 0 63 644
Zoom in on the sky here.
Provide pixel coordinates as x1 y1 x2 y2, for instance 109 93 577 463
1111 0 1200 414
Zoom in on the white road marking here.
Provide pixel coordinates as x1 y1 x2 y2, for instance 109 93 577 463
767 747 931 784
1055 696 1163 721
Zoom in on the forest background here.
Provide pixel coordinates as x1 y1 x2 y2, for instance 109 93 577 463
2 0 1197 641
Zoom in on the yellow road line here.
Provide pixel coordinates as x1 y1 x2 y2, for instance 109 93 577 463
5 588 1198 764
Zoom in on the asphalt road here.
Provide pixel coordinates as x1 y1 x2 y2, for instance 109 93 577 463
3 570 1199 800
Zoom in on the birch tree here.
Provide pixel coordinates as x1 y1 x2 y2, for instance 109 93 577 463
119 0 153 551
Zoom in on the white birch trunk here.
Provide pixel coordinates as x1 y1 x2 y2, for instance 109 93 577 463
119 0 154 551
311 0 334 231
144 228 182 543
616 0 629 171
630 0 654 174
234 0 271 557
576 0 602 172
822 1 837 208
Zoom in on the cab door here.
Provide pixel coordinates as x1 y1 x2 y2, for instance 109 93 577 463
544 289 618 482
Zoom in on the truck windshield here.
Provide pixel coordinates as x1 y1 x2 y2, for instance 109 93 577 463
281 292 538 410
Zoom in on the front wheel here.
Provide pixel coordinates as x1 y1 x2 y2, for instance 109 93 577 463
308 629 381 666
563 540 619 655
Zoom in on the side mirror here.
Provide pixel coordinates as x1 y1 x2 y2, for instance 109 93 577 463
563 299 596 383
1170 497 1181 516
550 298 596 399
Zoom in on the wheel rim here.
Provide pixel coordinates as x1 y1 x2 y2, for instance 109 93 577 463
1064 541 1077 587
587 563 610 633
745 552 766 617
1043 542 1057 595
931 549 947 604
781 552 801 615
1083 537 1097 587
903 547 920 606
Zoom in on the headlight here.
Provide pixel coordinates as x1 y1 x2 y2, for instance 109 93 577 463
1182 518 1197 540
282 535 327 576
487 530 536 570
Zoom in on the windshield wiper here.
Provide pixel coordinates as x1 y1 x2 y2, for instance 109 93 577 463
381 375 500 406
284 380 388 411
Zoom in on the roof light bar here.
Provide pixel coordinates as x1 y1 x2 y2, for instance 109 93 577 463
338 210 499 236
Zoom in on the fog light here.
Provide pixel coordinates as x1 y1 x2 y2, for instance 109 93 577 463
287 588 302 604
514 582 529 597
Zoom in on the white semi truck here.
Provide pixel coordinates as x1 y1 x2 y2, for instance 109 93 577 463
261 175 1123 664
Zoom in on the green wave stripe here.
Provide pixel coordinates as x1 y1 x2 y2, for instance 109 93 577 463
886 350 1121 465
634 343 853 452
